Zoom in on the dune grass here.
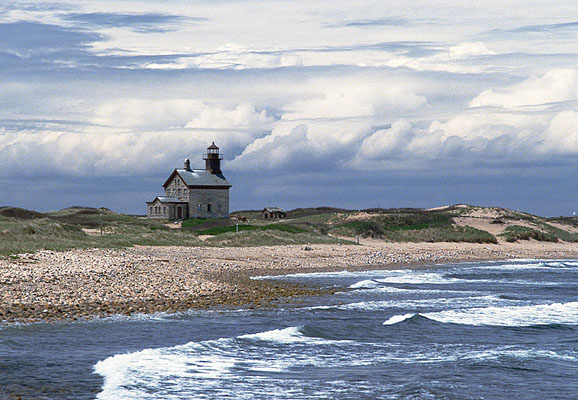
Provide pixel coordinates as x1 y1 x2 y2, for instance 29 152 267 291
330 212 452 237
203 229 352 247
195 224 307 236
500 225 559 243
181 218 212 228
3 204 578 256
0 208 203 257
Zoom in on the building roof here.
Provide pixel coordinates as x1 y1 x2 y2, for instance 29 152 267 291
147 196 187 204
207 142 219 150
263 207 285 213
163 169 231 188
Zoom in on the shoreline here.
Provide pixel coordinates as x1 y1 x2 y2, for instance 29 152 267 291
2 240 578 324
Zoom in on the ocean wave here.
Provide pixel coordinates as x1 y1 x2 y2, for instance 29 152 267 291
93 329 351 399
383 313 415 325
424 302 578 327
252 270 389 280
239 326 340 345
562 261 578 267
94 324 578 399
348 279 382 289
311 294 508 312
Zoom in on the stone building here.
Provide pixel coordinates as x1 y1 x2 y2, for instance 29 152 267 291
146 143 231 220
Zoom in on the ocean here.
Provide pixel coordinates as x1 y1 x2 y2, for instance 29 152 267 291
1 259 578 399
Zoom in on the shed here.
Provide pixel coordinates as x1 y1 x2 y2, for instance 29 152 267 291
262 207 286 219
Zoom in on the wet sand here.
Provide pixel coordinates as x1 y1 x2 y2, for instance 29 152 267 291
2 240 578 323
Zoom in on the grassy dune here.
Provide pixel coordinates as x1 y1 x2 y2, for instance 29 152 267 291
0 207 202 257
1 204 578 257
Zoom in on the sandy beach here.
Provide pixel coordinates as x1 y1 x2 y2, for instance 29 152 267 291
2 240 578 323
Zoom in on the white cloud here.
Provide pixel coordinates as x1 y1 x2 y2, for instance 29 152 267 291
428 112 546 142
283 90 375 120
185 104 274 129
359 120 413 159
5 0 578 214
448 41 494 59
282 77 426 121
470 69 578 108
541 111 578 154
92 99 205 129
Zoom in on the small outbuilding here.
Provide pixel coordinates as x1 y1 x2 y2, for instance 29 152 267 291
262 207 286 220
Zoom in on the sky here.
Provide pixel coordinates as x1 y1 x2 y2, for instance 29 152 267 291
1 0 577 216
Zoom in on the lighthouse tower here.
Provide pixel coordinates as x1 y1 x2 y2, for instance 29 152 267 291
204 142 222 174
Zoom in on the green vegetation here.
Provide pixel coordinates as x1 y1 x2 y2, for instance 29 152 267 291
329 213 496 243
538 223 578 242
3 204 578 256
329 212 451 236
500 225 558 242
195 224 307 236
181 218 212 228
383 225 498 244
0 207 202 257
204 230 350 247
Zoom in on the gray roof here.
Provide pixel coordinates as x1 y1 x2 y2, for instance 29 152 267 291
157 196 183 203
148 196 186 204
174 169 231 188
263 207 284 212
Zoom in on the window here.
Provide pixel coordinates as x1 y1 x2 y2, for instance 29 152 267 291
178 189 182 197
163 206 167 214
197 204 202 213
217 204 222 212
207 204 212 213
150 207 153 215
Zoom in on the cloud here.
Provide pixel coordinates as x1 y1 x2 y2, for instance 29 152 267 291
92 99 275 136
0 21 102 55
143 43 303 70
358 120 413 159
541 111 578 154
92 99 204 129
448 42 494 59
229 124 321 170
1 2 74 12
506 21 578 33
3 0 578 216
470 69 578 108
337 17 408 28
185 104 274 130
0 126 233 178
229 114 374 172
63 12 204 33
283 91 375 120
282 77 426 121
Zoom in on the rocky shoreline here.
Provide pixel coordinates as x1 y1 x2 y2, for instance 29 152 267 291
2 241 578 323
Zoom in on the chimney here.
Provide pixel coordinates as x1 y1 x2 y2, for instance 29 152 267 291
184 158 191 171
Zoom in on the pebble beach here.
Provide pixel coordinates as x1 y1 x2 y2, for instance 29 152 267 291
2 240 578 323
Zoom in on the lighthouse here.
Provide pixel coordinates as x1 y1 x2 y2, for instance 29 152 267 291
204 142 222 174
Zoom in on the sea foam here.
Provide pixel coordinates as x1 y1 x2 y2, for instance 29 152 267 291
424 301 578 327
